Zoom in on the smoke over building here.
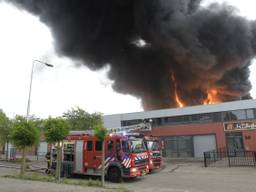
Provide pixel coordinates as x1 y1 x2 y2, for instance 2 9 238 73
8 0 256 110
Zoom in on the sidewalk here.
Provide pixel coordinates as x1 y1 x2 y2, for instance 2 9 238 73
0 177 117 192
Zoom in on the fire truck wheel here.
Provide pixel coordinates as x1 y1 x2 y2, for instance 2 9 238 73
107 167 121 183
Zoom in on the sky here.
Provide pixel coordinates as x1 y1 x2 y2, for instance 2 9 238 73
0 0 255 119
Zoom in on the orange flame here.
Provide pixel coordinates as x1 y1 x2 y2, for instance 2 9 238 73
203 89 220 105
171 72 184 108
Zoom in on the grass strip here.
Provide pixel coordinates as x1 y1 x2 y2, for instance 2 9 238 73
2 174 129 192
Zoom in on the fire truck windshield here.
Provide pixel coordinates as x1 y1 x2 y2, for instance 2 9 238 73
146 140 160 151
129 138 147 153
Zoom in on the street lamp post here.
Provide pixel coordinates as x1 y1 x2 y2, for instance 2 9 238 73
26 60 54 119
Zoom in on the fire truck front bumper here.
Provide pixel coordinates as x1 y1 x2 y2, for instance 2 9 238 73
149 158 162 170
129 165 149 177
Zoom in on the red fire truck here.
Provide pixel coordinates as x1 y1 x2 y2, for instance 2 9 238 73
143 136 163 172
123 133 163 172
114 122 163 172
59 133 149 182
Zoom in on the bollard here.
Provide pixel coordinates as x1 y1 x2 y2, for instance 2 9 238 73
204 152 207 167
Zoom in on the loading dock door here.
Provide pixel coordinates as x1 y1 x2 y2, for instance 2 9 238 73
193 135 216 158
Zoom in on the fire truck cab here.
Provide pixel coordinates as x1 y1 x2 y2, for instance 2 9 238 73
61 134 149 182
143 136 163 171
124 133 163 172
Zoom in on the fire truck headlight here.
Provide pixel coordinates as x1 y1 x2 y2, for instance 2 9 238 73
130 168 137 172
150 160 153 165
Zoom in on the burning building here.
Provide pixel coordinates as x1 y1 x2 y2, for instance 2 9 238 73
6 0 256 110
104 99 256 158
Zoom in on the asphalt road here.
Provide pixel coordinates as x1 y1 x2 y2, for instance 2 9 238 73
1 161 256 192
117 162 256 192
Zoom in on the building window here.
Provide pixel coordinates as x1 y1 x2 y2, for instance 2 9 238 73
121 119 142 126
121 108 252 128
246 109 254 119
212 112 222 122
222 110 246 121
191 113 213 123
164 116 185 124
153 118 162 126
159 112 224 126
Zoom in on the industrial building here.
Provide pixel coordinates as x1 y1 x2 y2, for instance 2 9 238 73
103 99 256 158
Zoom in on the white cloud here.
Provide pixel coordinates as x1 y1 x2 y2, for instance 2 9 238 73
0 2 142 118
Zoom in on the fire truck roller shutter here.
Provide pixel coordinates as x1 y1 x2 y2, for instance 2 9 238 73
75 140 84 173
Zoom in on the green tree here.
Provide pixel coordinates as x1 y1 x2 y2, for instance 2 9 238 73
30 117 46 158
10 116 39 176
0 109 11 158
94 125 107 187
44 117 70 181
63 107 103 130
91 112 104 128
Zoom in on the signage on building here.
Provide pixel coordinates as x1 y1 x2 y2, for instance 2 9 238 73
224 121 256 131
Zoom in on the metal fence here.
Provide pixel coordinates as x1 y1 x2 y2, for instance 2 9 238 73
204 148 256 167
0 150 47 161
0 149 16 160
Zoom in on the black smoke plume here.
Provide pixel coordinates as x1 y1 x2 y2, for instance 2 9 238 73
7 0 256 110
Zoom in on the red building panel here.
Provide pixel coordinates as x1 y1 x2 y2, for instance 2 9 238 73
149 123 224 149
243 130 256 151
148 122 256 152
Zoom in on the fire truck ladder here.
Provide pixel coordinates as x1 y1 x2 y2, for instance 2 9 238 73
108 121 152 135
